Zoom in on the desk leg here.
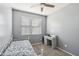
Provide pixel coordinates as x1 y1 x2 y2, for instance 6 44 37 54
52 39 56 48
44 38 47 45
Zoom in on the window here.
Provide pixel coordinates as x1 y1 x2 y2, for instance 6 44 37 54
21 16 42 35
32 19 42 34
21 16 30 26
32 19 42 26
21 27 31 35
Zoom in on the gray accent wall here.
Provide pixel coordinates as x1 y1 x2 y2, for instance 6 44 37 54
47 3 79 55
12 9 46 44
0 4 12 51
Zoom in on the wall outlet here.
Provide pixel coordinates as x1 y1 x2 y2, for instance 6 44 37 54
65 44 67 48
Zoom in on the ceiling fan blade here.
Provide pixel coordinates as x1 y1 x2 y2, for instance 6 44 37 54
41 3 55 8
44 3 55 7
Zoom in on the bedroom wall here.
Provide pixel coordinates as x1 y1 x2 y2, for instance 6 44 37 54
0 4 12 53
47 3 79 55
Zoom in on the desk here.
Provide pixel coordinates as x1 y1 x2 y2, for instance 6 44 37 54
44 35 57 48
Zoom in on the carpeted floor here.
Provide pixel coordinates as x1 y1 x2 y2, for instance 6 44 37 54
32 44 71 56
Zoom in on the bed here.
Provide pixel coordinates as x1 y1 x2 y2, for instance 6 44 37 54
2 40 37 56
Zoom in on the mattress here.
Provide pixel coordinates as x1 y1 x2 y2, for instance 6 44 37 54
3 40 37 56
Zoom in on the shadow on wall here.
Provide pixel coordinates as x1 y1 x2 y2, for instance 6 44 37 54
56 35 59 47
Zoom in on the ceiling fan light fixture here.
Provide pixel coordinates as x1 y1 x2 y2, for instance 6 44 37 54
30 3 55 12
41 7 43 12
41 3 45 12
41 3 45 7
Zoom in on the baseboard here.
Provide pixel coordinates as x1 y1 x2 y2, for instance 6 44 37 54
32 42 42 45
57 47 75 56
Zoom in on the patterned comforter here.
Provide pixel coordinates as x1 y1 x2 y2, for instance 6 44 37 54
3 40 37 56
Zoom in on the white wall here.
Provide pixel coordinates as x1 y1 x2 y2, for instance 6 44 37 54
0 4 12 54
47 3 79 55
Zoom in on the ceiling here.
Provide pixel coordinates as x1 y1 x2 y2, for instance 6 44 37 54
3 3 69 16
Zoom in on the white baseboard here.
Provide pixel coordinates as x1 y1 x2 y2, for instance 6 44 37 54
57 47 75 56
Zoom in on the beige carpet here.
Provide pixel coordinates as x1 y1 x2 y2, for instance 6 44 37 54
32 44 71 56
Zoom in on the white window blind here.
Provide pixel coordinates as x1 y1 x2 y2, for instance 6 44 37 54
32 19 42 26
21 16 30 26
21 27 31 35
32 27 41 34
21 16 42 35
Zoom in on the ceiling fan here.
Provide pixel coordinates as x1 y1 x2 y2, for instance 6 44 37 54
40 3 55 12
31 3 55 12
